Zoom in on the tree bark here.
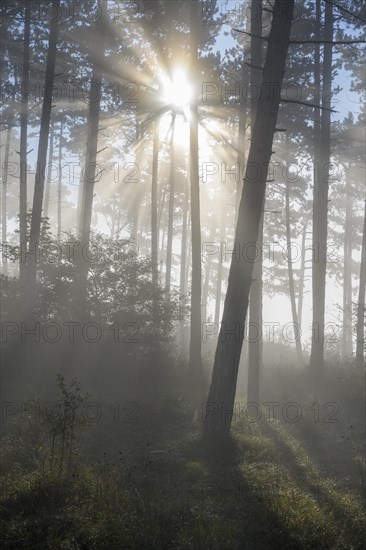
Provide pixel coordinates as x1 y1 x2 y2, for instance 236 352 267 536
342 168 353 358
355 198 366 369
165 116 176 292
57 122 63 239
247 0 263 405
310 1 333 377
180 181 189 298
189 0 202 374
77 8 104 309
44 118 55 220
130 120 143 242
285 178 303 364
214 201 226 326
19 0 31 287
2 125 11 276
204 0 294 436
151 119 159 288
236 31 250 222
297 217 308 327
28 0 60 287
202 221 216 322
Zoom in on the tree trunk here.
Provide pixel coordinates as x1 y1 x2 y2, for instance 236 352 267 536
310 1 333 377
247 0 263 405
151 120 159 288
180 181 189 297
166 117 176 292
184 211 191 300
342 168 353 358
131 121 143 242
236 32 250 222
2 125 11 276
202 221 216 322
204 0 294 436
77 10 104 309
214 201 226 326
355 198 366 369
189 0 202 374
297 217 308 327
76 148 86 239
19 0 31 287
285 178 303 364
57 122 63 239
44 118 55 220
28 0 60 287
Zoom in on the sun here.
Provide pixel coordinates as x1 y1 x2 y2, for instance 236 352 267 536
161 68 193 110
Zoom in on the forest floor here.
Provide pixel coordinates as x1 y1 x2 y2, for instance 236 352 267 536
1 367 365 549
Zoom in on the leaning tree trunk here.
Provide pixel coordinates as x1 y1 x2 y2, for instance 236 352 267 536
189 0 202 375
236 34 250 222
204 0 294 436
355 198 366 369
19 0 31 288
28 0 60 289
310 1 333 378
247 0 263 405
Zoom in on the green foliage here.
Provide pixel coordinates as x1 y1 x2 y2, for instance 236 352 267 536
1 368 365 549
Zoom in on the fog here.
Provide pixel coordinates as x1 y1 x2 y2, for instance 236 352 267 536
1 1 365 548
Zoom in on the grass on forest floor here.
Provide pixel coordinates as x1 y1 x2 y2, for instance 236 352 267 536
0 393 365 550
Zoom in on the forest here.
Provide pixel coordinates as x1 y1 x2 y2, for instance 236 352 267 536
0 0 365 548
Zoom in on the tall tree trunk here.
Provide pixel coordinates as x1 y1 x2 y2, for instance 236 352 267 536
131 121 143 242
57 122 63 239
297 217 308 327
19 0 31 287
77 10 104 309
204 0 294 436
189 0 202 374
2 125 11 276
184 211 191 300
76 148 86 239
355 198 366 369
160 198 168 263
236 34 250 222
28 0 60 288
214 201 226 326
165 117 176 292
202 221 216 322
44 118 55 220
180 182 189 297
342 169 353 358
310 1 333 377
151 120 159 288
285 178 303 364
247 0 263 405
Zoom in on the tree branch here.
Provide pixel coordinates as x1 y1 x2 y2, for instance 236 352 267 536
324 0 366 25
290 39 366 45
232 29 268 41
281 98 337 112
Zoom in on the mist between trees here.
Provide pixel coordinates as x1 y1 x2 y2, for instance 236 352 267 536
1 1 365 548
